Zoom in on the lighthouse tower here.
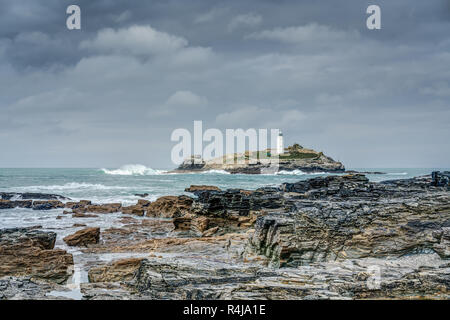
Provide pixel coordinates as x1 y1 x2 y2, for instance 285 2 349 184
276 131 284 154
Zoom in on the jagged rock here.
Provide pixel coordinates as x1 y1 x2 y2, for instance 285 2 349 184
0 227 73 283
63 227 100 247
130 253 449 299
88 258 144 283
192 188 286 218
248 174 450 267
146 196 194 218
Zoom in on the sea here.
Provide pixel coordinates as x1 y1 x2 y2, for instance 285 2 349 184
0 165 447 298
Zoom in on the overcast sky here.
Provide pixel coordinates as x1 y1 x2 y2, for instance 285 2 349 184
0 0 449 168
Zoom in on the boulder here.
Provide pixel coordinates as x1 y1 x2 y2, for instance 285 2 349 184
63 227 100 247
0 227 73 283
146 196 194 218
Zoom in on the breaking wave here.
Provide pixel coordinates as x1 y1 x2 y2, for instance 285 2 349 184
201 170 231 175
276 170 326 175
101 164 165 176
11 182 129 192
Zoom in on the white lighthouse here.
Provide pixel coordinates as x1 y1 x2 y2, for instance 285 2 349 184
276 131 284 154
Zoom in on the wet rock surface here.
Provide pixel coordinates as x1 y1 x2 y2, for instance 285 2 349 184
0 172 449 299
0 227 73 283
249 174 450 267
0 277 66 300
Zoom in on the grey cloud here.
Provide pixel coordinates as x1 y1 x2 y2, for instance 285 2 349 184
0 0 449 168
246 23 360 44
227 13 262 32
79 25 188 56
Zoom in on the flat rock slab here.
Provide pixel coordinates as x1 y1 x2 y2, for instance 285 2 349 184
0 228 73 284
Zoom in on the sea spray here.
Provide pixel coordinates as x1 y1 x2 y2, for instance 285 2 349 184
101 164 165 176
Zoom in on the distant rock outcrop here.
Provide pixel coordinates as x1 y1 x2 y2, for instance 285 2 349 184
172 145 345 174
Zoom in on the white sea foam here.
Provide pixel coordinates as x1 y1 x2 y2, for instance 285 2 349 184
12 182 129 191
275 170 326 175
101 164 165 176
201 169 231 175
276 170 306 175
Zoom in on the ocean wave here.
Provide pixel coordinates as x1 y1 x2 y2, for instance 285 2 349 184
101 164 166 176
386 172 408 175
71 194 160 206
12 182 129 191
200 170 231 175
275 170 326 175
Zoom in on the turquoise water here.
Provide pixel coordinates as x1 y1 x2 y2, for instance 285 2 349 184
0 166 446 206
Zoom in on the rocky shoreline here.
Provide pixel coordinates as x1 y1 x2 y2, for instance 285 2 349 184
0 171 449 300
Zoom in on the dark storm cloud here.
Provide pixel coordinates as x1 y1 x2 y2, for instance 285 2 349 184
0 0 449 168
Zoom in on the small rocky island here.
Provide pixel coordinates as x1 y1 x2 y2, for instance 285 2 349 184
0 171 449 299
172 144 345 174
